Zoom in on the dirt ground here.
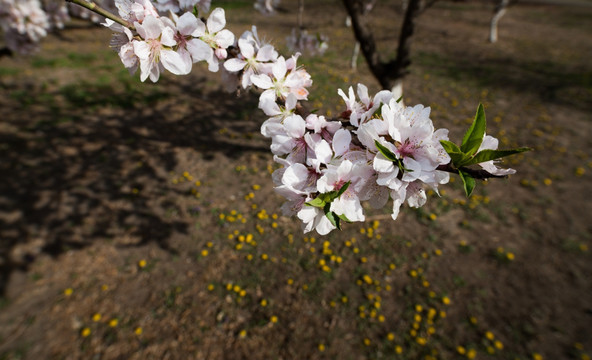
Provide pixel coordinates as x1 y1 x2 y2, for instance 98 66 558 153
0 1 591 359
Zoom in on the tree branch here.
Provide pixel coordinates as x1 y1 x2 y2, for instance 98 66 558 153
437 163 508 180
65 0 135 31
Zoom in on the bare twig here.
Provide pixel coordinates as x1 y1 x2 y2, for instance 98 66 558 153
65 0 135 31
436 163 508 180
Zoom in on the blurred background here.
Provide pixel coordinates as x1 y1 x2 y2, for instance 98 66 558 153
0 0 591 359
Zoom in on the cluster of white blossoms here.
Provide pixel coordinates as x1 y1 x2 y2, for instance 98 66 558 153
104 0 234 81
0 0 50 54
5 0 519 235
0 0 119 54
265 84 454 234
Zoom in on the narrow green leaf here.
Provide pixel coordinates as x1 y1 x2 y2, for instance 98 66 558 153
396 95 404 103
459 170 476 197
374 140 398 162
440 140 461 154
335 181 351 199
337 213 351 223
462 147 531 166
323 204 341 230
461 103 487 155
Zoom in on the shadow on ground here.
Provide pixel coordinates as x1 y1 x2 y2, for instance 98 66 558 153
0 73 267 296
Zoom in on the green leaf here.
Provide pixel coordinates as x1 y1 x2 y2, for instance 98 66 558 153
305 197 326 208
440 140 471 166
461 103 487 155
374 140 398 161
323 204 341 230
396 95 404 103
335 181 351 199
337 213 351 223
459 170 476 197
461 147 531 166
440 140 461 154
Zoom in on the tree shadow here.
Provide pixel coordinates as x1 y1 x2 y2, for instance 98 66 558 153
0 70 269 296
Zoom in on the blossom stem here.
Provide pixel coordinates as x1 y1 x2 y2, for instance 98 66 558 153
65 0 135 31
436 163 507 180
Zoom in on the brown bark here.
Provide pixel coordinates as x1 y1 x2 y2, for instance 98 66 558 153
342 0 424 90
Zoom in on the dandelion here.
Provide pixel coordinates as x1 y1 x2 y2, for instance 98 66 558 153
64 288 73 296
135 327 143 335
207 284 214 291
260 299 268 307
494 340 503 350
467 349 476 359
506 252 515 261
81 327 91 337
416 337 427 345
270 315 278 323
532 353 543 360
485 331 494 340
395 345 403 354
318 343 326 352
201 249 209 257
442 296 451 305
92 313 101 322
363 338 371 346
239 329 247 338
109 318 118 327
101 284 108 291
457 346 466 355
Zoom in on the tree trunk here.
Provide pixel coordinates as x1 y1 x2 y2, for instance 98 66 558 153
489 0 509 43
342 0 423 91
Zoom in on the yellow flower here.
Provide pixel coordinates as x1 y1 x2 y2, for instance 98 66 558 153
494 340 503 350
92 313 101 322
109 318 118 327
135 327 143 335
387 333 395 341
81 327 91 337
64 288 73 296
532 353 543 360
201 249 208 257
442 296 451 305
363 338 371 346
207 284 214 291
467 349 476 359
395 345 403 354
457 346 466 355
416 337 427 345
318 343 325 352
270 315 278 323
485 331 494 340
138 259 147 268
239 329 247 338
260 299 268 307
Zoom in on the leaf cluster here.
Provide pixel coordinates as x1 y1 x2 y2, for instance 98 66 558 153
440 104 530 197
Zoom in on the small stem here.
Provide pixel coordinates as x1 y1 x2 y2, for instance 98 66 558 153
65 0 135 31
